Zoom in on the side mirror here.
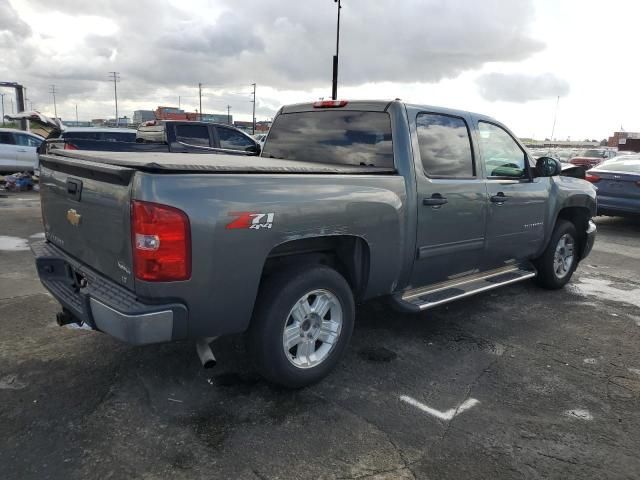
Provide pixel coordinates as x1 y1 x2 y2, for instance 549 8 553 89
246 143 261 155
535 157 562 177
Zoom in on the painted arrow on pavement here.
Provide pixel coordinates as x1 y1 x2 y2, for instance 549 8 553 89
400 395 479 420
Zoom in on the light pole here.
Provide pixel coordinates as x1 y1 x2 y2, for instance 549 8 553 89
331 0 342 100
0 93 5 126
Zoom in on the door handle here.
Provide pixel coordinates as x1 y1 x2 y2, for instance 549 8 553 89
17 149 27 152
423 194 448 206
490 193 508 204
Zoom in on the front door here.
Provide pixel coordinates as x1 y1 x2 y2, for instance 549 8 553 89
475 121 548 267
410 112 488 288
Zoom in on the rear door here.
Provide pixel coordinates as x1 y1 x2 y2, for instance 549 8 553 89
475 120 548 266
409 111 488 287
0 131 19 170
14 133 41 170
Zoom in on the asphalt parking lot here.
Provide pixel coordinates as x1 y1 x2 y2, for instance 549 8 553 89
1 191 639 480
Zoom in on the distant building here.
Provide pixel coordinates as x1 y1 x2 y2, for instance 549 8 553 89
133 110 155 124
91 119 108 126
608 131 640 149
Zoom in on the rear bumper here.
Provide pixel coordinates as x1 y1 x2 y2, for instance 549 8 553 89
31 241 187 345
581 219 596 259
597 195 640 216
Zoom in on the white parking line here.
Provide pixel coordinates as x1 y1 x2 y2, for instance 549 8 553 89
400 395 479 420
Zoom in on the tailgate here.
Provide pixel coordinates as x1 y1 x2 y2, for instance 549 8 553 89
39 154 136 290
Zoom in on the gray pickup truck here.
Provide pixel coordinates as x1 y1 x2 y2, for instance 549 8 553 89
32 99 596 387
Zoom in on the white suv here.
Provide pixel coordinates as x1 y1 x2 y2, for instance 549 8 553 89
0 128 44 172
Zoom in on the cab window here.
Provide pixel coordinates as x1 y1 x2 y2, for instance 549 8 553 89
216 127 255 150
175 124 210 147
417 113 475 177
478 122 527 178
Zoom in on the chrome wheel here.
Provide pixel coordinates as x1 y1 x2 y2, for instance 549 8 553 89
553 233 575 279
282 289 343 369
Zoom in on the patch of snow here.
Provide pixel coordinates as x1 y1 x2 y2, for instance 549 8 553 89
0 236 29 251
569 277 640 308
564 409 593 420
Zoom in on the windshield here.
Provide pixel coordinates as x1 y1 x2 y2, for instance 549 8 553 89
262 110 394 168
579 149 604 158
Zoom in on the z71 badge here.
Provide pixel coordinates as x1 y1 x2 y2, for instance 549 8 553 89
226 212 275 230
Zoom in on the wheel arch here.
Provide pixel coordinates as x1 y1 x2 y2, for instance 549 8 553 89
554 206 591 260
260 235 371 301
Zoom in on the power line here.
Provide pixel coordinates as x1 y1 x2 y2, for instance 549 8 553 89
49 84 58 118
108 72 120 125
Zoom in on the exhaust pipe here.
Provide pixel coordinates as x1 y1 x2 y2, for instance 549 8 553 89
196 337 217 369
56 309 78 327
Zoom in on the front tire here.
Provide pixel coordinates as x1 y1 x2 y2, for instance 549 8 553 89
248 265 355 388
533 219 578 289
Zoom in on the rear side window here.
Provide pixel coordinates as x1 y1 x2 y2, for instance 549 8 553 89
15 134 42 147
262 111 393 167
416 113 474 177
64 131 100 140
594 159 640 173
101 132 135 142
217 127 255 150
0 132 16 145
175 124 210 147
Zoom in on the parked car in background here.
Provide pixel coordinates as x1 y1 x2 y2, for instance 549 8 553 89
6 112 260 156
134 120 261 155
570 149 616 169
0 128 44 172
586 156 640 217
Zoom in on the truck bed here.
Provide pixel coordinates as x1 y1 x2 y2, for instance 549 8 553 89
43 150 397 175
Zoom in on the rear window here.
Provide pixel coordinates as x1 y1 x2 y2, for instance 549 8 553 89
262 111 393 167
593 159 640 173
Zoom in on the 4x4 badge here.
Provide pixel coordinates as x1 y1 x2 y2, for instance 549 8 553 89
66 209 81 226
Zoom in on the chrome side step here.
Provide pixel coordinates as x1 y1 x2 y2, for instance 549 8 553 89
393 264 537 312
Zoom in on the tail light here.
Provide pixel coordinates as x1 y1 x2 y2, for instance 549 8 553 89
131 200 191 281
313 100 348 108
585 174 600 183
64 142 78 150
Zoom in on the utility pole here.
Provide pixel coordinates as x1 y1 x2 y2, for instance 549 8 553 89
49 85 58 118
75 104 78 124
108 71 120 126
331 0 342 100
178 96 181 109
227 105 231 125
0 93 5 126
251 83 256 135
198 83 203 121
550 95 560 141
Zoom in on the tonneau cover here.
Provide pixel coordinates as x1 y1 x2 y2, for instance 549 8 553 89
44 150 396 174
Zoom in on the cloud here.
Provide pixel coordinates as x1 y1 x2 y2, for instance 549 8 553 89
476 72 570 103
1 0 545 119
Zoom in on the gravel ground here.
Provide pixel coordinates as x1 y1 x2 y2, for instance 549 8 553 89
1 191 639 480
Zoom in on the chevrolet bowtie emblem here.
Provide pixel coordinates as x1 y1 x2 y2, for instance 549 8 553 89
66 209 81 226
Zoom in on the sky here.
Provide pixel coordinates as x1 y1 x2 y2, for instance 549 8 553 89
0 0 637 140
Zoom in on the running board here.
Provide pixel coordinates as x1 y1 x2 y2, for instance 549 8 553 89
393 264 537 312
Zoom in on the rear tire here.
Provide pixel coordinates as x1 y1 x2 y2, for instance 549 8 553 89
533 219 578 289
248 265 355 388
